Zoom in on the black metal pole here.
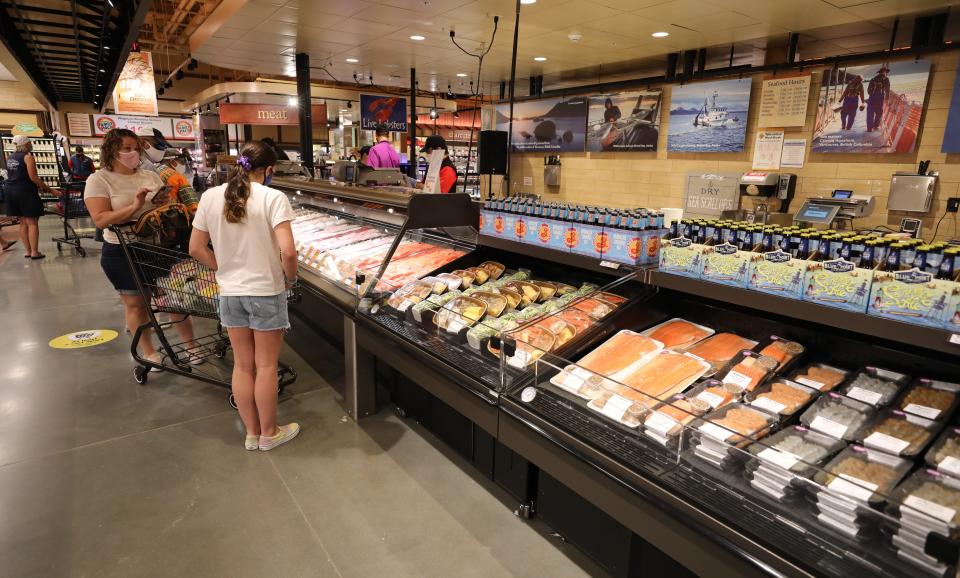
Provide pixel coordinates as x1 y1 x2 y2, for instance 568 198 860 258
295 52 314 174
506 0 520 197
409 67 417 179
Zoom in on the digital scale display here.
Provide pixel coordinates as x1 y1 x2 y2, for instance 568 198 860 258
796 201 841 225
832 189 853 199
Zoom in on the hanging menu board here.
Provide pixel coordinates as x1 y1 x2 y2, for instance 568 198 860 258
758 74 811 128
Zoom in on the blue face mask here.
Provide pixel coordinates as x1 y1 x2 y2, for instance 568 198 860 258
263 171 273 186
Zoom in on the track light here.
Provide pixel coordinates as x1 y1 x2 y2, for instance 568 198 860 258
175 69 184 80
429 108 439 120
158 87 165 96
453 110 460 118
164 80 172 89
206 104 211 113
225 96 230 103
347 100 352 109
187 58 198 71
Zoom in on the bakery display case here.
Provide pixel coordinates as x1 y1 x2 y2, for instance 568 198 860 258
499 272 960 578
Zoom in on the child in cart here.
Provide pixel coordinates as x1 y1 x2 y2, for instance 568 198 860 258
84 128 202 365
189 141 300 452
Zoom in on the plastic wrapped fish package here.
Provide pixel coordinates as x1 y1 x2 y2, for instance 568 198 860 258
757 336 805 373
799 392 875 442
745 378 819 421
887 469 960 575
839 367 910 407
745 426 846 502
692 404 776 470
924 427 960 479
550 331 663 400
641 318 714 350
686 332 759 374
854 409 942 458
789 363 850 393
895 379 960 422
716 351 779 393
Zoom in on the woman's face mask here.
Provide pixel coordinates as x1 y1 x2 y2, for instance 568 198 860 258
116 150 141 170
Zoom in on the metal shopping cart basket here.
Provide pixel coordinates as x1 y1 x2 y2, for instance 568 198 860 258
51 181 96 257
111 224 299 407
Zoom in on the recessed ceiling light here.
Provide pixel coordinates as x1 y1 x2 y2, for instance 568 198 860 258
520 0 536 3
410 35 425 41
99 68 105 72
534 56 547 62
345 58 359 63
652 31 669 38
456 73 468 77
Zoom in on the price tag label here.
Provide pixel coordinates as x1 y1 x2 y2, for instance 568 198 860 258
751 396 786 415
723 370 753 390
696 391 726 410
600 394 634 422
599 261 621 270
508 348 531 369
938 456 960 477
845 386 883 406
699 422 733 442
397 299 415 312
758 448 799 470
863 432 910 455
795 376 826 390
645 411 679 436
828 474 877 502
446 319 466 334
903 403 942 420
570 367 595 383
904 495 956 524
809 416 848 439
950 333 960 346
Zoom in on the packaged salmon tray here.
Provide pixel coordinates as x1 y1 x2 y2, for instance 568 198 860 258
716 351 779 393
549 331 663 399
640 318 714 350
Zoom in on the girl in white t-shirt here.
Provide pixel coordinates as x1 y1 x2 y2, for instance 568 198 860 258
85 128 199 366
190 141 299 451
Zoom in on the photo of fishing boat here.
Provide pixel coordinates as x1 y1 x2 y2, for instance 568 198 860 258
495 97 587 153
941 69 960 153
586 90 662 152
668 79 751 153
812 59 931 153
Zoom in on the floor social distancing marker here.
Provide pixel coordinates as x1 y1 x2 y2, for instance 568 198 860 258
49 329 119 349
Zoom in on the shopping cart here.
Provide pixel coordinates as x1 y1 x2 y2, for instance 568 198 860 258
111 225 298 407
51 181 96 257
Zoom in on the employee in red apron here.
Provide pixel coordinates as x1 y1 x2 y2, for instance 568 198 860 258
417 136 458 194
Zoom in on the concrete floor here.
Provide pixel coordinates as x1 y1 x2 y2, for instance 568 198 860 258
0 218 602 578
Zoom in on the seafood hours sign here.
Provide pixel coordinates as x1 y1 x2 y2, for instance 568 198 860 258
684 173 740 217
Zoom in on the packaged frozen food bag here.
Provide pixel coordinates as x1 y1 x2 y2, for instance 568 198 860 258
471 291 508 318
503 281 541 307
465 317 518 351
549 331 663 398
814 445 912 506
534 317 576 349
385 280 434 312
799 392 874 441
889 469 960 539
478 261 505 280
571 298 616 320
895 379 960 422
925 427 960 478
434 296 487 334
746 378 818 419
450 269 476 288
531 281 558 302
757 336 805 372
683 380 741 414
640 318 714 350
686 333 759 371
465 267 490 285
412 290 462 323
619 350 710 402
855 409 942 458
497 324 556 369
717 351 778 393
493 287 523 310
838 367 909 408
586 383 657 428
789 363 850 393
695 403 776 449
436 273 464 292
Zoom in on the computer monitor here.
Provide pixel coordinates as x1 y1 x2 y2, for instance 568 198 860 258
831 189 853 199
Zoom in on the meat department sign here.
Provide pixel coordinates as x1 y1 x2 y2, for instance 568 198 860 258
683 172 741 217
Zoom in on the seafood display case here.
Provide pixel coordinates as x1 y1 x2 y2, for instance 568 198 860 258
499 274 960 578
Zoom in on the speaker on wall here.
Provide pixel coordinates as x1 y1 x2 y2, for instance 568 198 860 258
479 130 508 175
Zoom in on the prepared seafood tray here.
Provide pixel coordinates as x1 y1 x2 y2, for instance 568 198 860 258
789 363 850 393
716 351 778 393
745 426 846 501
838 367 910 408
685 332 758 375
855 409 942 458
888 469 960 541
550 331 664 400
411 290 462 323
585 383 657 429
799 392 875 442
641 397 702 448
692 404 776 469
640 318 714 350
384 280 435 313
434 296 487 335
925 427 960 479
894 379 960 422
745 378 819 421
756 336 805 373
495 324 557 369
812 445 912 509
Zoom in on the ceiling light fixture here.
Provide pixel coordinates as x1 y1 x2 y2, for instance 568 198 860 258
347 100 353 109
410 35 425 41
346 58 359 63
187 58 198 70
99 68 105 72
429 108 439 120
456 73 467 77
652 31 669 38
175 69 184 80
521 0 536 4
534 56 547 62
289 97 298 106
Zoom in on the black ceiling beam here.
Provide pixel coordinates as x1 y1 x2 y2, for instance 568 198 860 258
71 0 86 102
97 0 154 110
0 3 103 26
5 2 61 102
15 18 101 35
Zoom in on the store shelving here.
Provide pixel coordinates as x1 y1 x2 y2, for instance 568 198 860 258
2 135 62 187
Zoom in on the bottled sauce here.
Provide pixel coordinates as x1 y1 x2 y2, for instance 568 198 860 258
900 242 918 270
915 245 932 274
938 248 959 280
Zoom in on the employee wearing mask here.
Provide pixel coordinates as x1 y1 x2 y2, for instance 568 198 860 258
416 135 458 194
3 135 56 259
156 149 200 214
365 124 400 169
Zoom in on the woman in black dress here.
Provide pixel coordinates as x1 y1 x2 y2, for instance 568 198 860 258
4 135 56 258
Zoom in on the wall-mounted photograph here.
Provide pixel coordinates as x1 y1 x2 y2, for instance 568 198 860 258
586 90 662 152
496 97 587 152
667 78 751 153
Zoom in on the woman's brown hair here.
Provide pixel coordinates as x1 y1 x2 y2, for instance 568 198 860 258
225 141 278 223
100 128 141 171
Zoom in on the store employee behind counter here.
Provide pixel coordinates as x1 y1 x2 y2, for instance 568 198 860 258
415 135 458 194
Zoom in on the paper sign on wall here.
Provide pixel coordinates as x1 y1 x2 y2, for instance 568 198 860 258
684 172 741 217
780 139 807 168
93 114 172 137
758 75 811 128
66 113 92 136
112 51 158 117
752 130 784 170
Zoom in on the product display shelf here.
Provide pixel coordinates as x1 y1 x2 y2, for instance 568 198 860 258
479 233 650 277
649 270 960 357
501 288 960 578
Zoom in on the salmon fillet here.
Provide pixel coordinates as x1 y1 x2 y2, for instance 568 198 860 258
557 309 595 333
724 355 775 392
572 298 615 320
622 352 706 400
575 332 661 377
646 319 711 349
759 339 803 369
688 333 756 364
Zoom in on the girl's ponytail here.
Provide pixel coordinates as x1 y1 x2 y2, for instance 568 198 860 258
223 141 278 223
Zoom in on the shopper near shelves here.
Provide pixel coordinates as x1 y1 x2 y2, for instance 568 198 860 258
189 141 300 452
366 124 400 169
68 146 96 181
415 135 458 194
4 135 55 259
84 128 201 366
